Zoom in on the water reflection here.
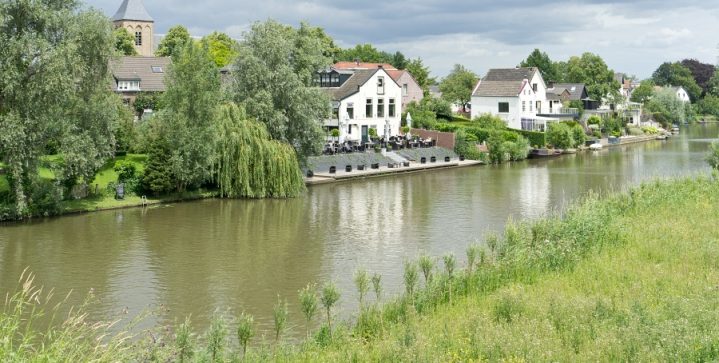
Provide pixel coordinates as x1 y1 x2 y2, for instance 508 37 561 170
0 124 716 337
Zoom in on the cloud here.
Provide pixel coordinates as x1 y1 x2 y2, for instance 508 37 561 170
88 0 719 78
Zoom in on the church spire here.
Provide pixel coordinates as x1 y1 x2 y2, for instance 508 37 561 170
112 0 153 22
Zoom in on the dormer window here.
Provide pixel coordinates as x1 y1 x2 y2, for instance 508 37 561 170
331 73 339 86
377 76 385 95
117 80 140 91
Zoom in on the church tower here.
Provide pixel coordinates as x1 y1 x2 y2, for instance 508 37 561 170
112 0 154 57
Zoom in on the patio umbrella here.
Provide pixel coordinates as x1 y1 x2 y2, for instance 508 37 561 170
406 112 412 138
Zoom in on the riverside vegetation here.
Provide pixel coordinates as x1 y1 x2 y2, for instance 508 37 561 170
3 174 719 361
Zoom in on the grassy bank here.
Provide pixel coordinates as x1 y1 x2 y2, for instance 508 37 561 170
3 176 719 361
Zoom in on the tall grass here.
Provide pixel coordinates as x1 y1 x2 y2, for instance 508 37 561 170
3 176 719 361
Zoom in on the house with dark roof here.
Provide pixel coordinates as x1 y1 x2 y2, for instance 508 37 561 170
110 56 171 108
332 61 423 110
471 67 578 131
315 66 402 143
546 83 598 110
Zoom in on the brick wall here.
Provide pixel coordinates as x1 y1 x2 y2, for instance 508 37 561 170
410 129 456 149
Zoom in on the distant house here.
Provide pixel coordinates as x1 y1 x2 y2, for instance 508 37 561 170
315 66 402 142
110 56 171 107
668 86 691 103
332 61 423 109
546 83 598 110
471 67 578 131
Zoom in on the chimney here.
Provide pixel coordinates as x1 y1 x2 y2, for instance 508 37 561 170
354 58 360 66
378 64 383 69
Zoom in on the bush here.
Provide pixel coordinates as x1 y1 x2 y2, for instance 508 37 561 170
641 126 659 135
454 129 483 160
27 178 62 217
506 135 530 161
570 124 587 147
546 122 574 149
142 138 174 195
509 128 546 147
587 115 602 125
706 141 719 169
486 132 507 163
473 114 507 130
114 160 137 182
627 127 644 136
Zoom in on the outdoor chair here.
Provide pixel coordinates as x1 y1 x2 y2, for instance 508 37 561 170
306 170 314 177
329 166 336 174
345 165 352 172
420 157 426 164
431 156 436 163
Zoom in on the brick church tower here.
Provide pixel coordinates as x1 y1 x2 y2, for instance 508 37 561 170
112 0 154 56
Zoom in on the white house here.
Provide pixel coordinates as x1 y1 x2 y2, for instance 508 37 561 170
669 86 691 103
316 66 402 142
471 67 577 131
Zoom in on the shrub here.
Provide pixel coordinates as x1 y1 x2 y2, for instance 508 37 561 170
473 113 507 130
330 129 340 138
487 132 507 163
454 129 483 160
547 122 574 149
641 126 659 135
506 135 530 161
28 178 62 217
510 128 546 148
587 115 602 125
114 160 137 182
627 127 644 136
706 141 719 169
570 124 587 147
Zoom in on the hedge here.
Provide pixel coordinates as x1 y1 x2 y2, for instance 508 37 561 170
508 128 546 148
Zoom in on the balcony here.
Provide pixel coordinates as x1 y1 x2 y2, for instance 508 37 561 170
537 107 578 119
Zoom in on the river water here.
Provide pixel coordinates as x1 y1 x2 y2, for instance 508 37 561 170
1 124 716 336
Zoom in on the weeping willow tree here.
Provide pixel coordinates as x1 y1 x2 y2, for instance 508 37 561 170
215 103 305 198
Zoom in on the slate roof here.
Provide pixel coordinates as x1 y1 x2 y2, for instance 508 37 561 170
112 0 153 22
110 56 170 92
546 83 587 101
322 69 378 101
472 67 538 97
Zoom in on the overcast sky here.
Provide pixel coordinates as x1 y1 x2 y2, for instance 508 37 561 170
88 0 719 79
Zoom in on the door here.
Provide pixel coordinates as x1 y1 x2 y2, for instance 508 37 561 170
362 125 369 143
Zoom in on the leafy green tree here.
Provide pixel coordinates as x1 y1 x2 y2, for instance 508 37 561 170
200 32 238 67
404 101 438 130
113 27 137 55
391 51 408 70
646 88 687 125
706 141 719 169
142 130 173 195
473 114 506 130
406 58 434 95
652 62 701 101
706 69 719 96
630 80 655 104
0 2 121 215
231 20 330 161
214 103 305 198
439 64 478 113
160 42 221 191
156 25 192 58
338 43 391 63
520 49 559 83
565 53 620 103
697 95 719 117
294 22 338 86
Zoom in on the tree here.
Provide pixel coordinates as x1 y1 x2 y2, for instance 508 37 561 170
697 95 719 117
213 103 305 198
155 25 192 58
707 69 719 97
565 53 620 103
520 49 559 83
546 122 574 149
652 62 702 101
630 80 655 104
439 64 478 113
681 59 715 96
231 20 330 161
338 43 390 63
320 281 340 337
391 51 408 70
0 2 121 216
646 88 688 125
113 27 137 56
406 58 434 95
200 32 238 67
159 41 221 191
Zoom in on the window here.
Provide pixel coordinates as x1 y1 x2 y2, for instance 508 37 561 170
366 98 373 118
332 105 339 120
388 98 396 117
321 74 330 85
536 101 541 113
532 83 537 92
498 102 509 113
347 102 354 119
348 125 352 134
402 83 408 96
529 102 533 112
117 80 140 91
377 99 385 117
151 66 163 73
377 76 385 95
331 73 339 86
522 101 526 112
135 31 142 46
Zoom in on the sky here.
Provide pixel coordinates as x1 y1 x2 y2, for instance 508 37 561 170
88 0 719 79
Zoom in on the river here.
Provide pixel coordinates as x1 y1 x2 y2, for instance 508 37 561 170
0 124 716 337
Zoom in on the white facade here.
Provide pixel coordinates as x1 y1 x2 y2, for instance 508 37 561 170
674 86 690 103
325 69 402 142
471 71 553 130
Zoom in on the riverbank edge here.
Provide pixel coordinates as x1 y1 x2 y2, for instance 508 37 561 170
4 175 717 361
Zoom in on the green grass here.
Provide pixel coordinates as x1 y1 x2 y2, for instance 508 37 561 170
91 154 147 190
2 176 719 361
